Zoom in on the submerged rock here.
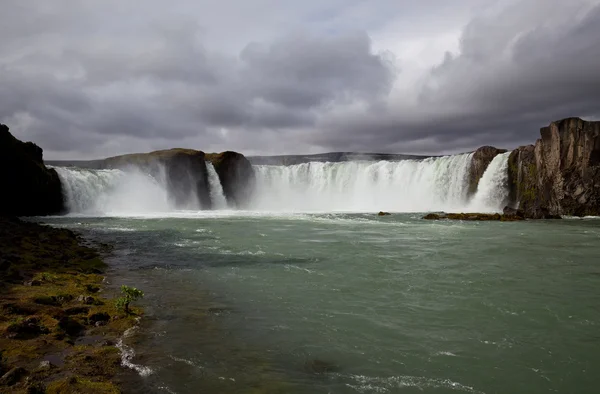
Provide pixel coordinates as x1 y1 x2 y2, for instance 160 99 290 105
304 359 339 374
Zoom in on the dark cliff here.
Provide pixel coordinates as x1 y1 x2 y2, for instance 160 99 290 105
206 152 255 208
467 146 507 196
0 124 64 216
507 117 600 217
101 149 212 210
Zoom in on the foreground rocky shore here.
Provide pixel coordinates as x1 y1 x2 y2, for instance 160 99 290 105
0 217 140 393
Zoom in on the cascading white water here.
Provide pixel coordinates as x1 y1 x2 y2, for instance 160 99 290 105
206 162 228 209
468 152 511 213
54 167 172 215
250 154 476 212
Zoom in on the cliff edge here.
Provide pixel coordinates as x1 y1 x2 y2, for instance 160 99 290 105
507 117 600 217
0 124 64 216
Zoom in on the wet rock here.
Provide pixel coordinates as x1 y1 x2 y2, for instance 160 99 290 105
25 381 46 394
76 295 96 305
89 312 110 325
57 317 84 336
33 296 60 306
64 306 90 316
422 212 524 221
37 361 52 370
6 317 49 339
0 367 27 386
377 211 391 216
85 284 100 293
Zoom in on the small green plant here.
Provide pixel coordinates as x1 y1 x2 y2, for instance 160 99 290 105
115 285 144 314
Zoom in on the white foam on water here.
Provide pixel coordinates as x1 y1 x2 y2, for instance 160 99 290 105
116 325 154 377
468 152 511 213
340 373 485 394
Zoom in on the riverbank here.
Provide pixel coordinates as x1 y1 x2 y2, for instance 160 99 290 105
0 216 141 393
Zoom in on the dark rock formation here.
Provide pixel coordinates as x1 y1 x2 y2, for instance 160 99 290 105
507 117 600 217
468 146 507 196
422 212 524 221
206 151 255 208
0 124 64 216
102 149 212 209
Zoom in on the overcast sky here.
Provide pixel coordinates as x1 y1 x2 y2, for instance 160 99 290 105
2 0 600 159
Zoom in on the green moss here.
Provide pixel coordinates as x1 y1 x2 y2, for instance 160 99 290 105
46 376 120 394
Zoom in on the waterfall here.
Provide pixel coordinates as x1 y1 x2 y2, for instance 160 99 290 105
468 152 511 212
249 154 475 212
54 167 171 215
206 162 228 209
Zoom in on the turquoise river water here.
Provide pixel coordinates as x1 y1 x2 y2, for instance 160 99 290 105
39 212 600 394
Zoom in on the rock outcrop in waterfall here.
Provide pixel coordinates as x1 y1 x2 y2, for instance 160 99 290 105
467 146 507 197
206 151 255 208
507 117 600 218
100 149 212 209
0 124 64 216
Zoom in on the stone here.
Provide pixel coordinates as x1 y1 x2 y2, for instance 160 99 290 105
88 312 110 324
377 211 391 216
0 124 64 216
57 317 84 336
0 367 27 386
507 118 600 217
101 149 212 210
206 151 255 208
64 306 90 315
6 317 49 339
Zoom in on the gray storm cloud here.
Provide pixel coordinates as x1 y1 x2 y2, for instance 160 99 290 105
1 0 599 158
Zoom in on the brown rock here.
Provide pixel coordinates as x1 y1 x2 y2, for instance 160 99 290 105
507 118 600 217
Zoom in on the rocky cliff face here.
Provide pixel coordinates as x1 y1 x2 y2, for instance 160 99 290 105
0 124 64 216
206 151 255 208
102 149 212 209
467 146 507 196
507 117 600 217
